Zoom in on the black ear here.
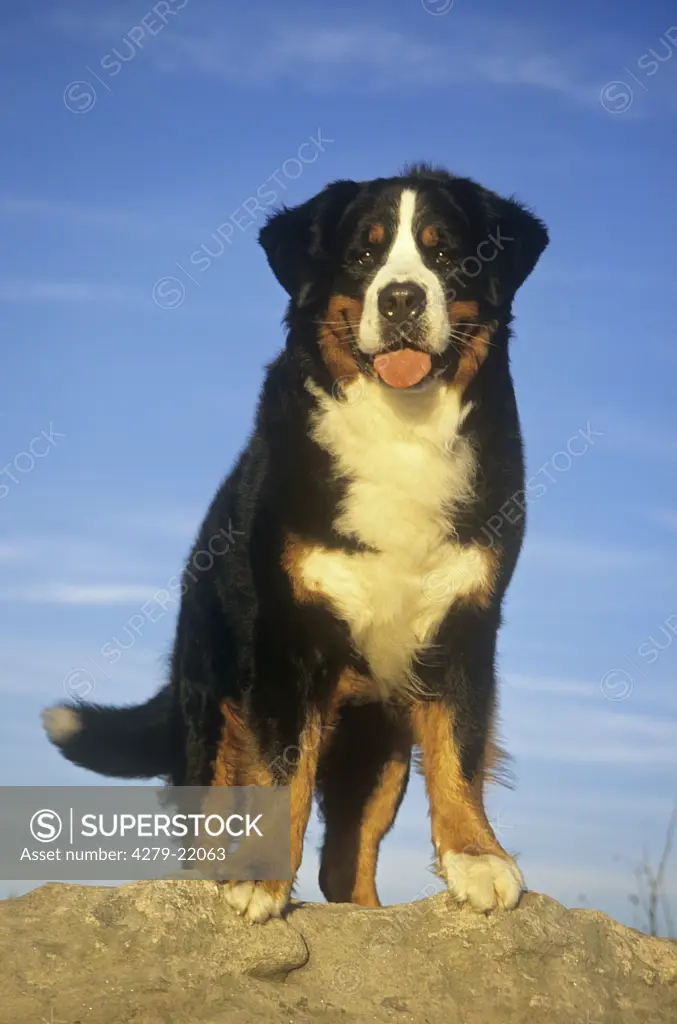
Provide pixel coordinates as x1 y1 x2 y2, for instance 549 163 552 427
447 178 549 307
484 192 549 306
258 179 360 307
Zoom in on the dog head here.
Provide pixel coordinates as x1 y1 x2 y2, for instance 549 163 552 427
259 166 548 392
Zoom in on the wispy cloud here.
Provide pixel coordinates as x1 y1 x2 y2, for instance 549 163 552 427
0 535 162 578
1 583 161 605
46 9 601 107
0 531 187 605
0 634 164 700
0 196 202 242
522 537 658 571
460 50 595 104
0 280 139 304
117 510 201 543
506 674 596 697
155 25 598 105
505 673 677 766
40 5 669 117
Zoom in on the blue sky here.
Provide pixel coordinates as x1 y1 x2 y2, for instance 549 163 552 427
1 0 676 930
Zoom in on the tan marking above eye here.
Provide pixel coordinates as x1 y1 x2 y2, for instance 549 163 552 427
421 224 439 247
368 223 385 244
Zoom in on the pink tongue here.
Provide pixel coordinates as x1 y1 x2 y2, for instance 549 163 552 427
373 348 432 388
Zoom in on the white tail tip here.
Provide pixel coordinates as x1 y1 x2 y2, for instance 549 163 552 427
41 705 82 744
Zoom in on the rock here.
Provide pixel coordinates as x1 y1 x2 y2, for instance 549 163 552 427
0 882 675 1023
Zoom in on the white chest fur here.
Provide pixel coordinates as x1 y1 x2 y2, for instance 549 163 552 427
302 378 493 695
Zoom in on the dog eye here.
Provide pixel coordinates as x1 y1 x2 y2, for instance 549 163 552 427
434 248 452 265
356 249 374 266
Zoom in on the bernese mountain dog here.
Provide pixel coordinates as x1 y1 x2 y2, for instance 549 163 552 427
42 165 548 923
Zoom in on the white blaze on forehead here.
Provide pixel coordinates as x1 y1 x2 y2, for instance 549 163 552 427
379 189 424 279
358 188 450 355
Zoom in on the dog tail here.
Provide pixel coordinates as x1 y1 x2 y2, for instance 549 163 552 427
41 685 177 779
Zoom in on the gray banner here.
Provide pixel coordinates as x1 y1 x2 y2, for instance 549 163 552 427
0 786 291 881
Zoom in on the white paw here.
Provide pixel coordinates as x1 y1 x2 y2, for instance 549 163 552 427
441 851 524 912
221 882 288 923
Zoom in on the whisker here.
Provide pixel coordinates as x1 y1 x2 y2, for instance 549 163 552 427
340 309 359 348
446 327 500 351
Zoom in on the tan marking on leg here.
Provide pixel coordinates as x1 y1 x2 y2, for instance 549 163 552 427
411 700 503 859
351 755 410 905
411 700 523 911
212 700 272 786
318 703 411 906
318 294 364 382
246 711 323 916
210 701 276 920
288 710 323 875
219 711 323 922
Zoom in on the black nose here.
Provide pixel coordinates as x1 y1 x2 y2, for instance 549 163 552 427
377 282 426 323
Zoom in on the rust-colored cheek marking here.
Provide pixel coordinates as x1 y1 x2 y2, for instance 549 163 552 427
452 325 492 393
449 300 479 320
368 223 385 244
421 224 439 247
318 294 364 381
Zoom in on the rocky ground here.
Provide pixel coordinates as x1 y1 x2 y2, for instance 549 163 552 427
1 880 675 1023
